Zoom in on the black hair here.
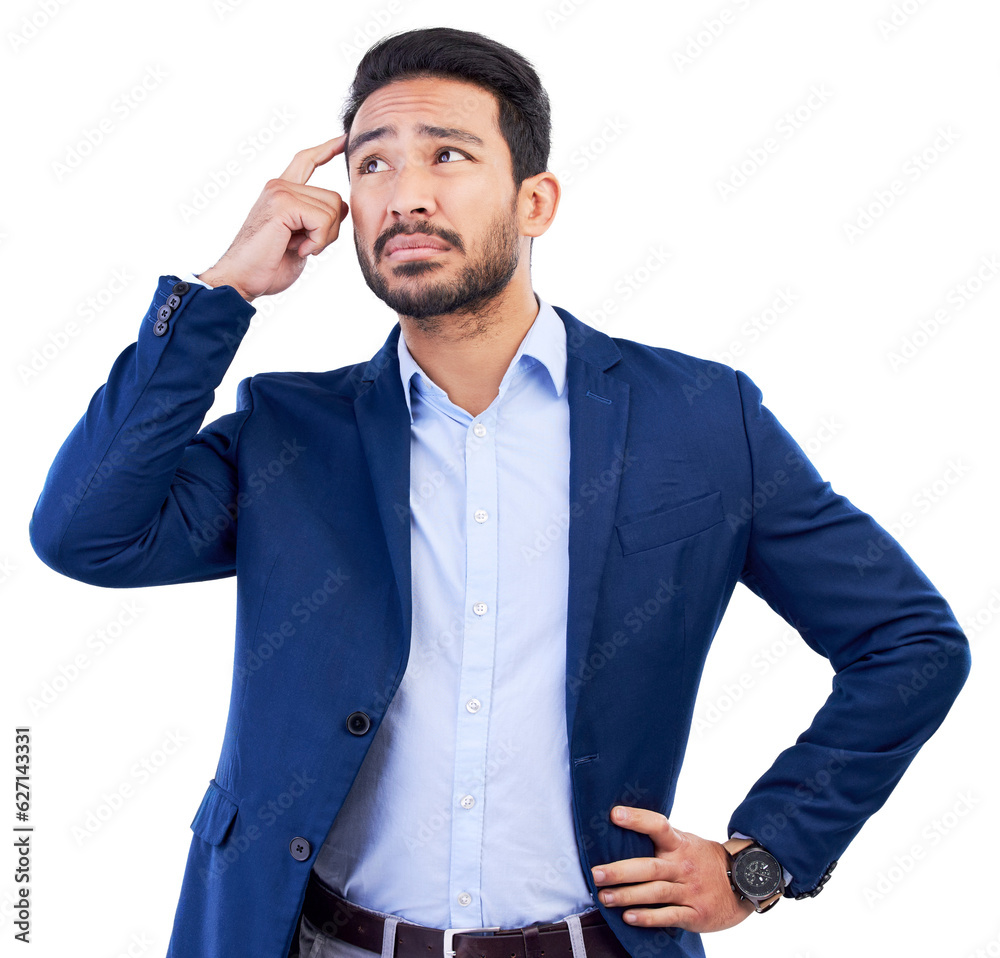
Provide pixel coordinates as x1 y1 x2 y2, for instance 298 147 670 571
341 27 551 187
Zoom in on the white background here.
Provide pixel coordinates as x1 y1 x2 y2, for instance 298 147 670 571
1 1 996 956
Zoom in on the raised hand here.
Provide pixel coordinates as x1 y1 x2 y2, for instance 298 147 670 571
198 135 350 302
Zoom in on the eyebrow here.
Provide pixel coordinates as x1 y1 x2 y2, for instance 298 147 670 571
346 122 485 161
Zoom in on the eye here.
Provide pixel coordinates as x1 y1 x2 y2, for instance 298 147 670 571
358 156 390 175
437 148 469 164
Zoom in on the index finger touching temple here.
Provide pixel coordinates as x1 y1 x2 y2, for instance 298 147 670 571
279 134 348 186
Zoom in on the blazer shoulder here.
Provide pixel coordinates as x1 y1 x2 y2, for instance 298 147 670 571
557 304 739 387
612 334 730 374
610 332 746 409
239 360 373 404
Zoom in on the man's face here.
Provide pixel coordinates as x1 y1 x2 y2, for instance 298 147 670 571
347 76 524 323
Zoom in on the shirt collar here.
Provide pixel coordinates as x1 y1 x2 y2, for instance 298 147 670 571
396 294 567 423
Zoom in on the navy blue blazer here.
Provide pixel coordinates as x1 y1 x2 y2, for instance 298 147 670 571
29 276 970 958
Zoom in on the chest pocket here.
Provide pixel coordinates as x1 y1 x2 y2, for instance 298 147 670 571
616 490 724 555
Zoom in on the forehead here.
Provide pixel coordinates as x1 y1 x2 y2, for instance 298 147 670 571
350 76 502 145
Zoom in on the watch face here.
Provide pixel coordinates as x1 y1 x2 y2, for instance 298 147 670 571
733 848 782 899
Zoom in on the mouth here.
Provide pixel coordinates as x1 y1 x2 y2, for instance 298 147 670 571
383 233 452 261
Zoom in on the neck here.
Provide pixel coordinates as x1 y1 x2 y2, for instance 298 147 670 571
398 271 539 417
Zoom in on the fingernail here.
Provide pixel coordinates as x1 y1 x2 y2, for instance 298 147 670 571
601 891 615 904
624 912 636 923
592 868 606 882
613 807 627 821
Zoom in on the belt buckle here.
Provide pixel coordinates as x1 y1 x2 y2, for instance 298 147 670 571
442 926 500 958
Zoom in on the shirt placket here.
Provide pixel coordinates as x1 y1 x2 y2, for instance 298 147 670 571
448 403 500 925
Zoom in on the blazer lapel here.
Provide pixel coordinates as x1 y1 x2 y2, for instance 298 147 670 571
353 324 413 656
555 308 631 728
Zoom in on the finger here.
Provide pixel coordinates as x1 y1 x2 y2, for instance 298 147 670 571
610 806 682 852
598 879 680 909
261 180 349 232
591 856 667 887
280 198 346 257
273 181 348 205
620 905 692 930
283 186 350 248
593 856 688 888
280 134 348 186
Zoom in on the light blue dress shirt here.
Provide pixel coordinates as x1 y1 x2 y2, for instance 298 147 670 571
309 294 595 930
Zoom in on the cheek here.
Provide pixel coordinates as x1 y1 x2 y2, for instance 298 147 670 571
348 188 374 222
348 209 377 251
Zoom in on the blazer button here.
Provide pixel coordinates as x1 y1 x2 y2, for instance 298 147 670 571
346 711 371 736
166 293 182 309
172 280 190 295
153 319 169 337
289 837 311 861
157 305 173 322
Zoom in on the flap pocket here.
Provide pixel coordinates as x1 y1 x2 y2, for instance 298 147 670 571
616 491 724 555
190 778 239 846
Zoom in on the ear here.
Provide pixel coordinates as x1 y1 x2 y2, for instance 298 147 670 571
517 171 561 238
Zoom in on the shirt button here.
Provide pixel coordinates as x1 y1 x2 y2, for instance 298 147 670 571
459 794 476 810
473 602 487 616
457 892 472 907
466 698 482 714
472 423 487 438
474 509 488 523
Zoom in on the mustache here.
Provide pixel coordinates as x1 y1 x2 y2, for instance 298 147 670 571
373 224 465 260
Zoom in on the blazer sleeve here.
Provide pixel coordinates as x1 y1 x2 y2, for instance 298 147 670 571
726 370 971 898
29 275 257 589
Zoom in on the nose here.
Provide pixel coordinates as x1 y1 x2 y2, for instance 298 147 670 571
387 161 436 219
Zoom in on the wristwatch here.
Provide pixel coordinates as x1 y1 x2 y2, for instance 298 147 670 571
723 838 785 913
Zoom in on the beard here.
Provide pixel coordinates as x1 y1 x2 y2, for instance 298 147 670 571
354 201 521 333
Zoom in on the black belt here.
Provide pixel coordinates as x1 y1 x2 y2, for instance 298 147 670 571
302 873 631 958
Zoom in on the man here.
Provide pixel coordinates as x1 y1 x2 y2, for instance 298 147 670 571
29 26 970 958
